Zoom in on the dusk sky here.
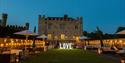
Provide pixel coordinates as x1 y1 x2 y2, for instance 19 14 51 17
0 0 125 33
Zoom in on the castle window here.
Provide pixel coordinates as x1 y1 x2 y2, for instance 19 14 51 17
48 23 52 29
60 18 63 20
61 34 65 40
48 18 51 20
54 36 58 39
45 18 47 20
48 34 52 40
75 25 78 29
53 18 55 20
60 24 64 29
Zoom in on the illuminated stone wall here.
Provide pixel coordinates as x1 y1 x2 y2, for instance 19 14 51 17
38 15 83 41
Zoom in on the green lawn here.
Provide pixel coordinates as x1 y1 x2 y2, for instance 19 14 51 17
24 49 117 63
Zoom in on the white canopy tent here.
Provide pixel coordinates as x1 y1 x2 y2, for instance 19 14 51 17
116 30 125 34
14 30 38 51
37 34 48 39
80 35 88 40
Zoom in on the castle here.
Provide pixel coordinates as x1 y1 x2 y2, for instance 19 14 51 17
38 15 83 43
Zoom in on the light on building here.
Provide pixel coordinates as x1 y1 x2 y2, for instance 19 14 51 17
65 36 68 39
48 34 52 40
54 36 58 40
73 36 75 39
76 36 80 42
61 34 65 40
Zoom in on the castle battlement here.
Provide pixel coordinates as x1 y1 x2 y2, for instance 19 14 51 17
39 14 82 22
38 14 83 41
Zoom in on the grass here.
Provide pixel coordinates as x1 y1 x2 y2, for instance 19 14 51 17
24 49 117 63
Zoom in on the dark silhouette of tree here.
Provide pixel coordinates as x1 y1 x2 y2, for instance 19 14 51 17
116 27 125 33
34 26 36 33
87 32 96 39
32 26 36 49
0 24 27 37
95 26 104 47
83 31 88 36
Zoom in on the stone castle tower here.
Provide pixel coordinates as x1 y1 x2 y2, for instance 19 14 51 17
0 13 8 26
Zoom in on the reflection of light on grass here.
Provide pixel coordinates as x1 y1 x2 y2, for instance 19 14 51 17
59 43 73 49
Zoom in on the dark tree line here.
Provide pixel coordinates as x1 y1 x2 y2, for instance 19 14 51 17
0 25 27 37
116 27 125 33
83 26 125 39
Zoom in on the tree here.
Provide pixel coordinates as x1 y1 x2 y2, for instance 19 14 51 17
95 26 104 47
116 27 125 33
32 26 36 49
83 31 88 36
